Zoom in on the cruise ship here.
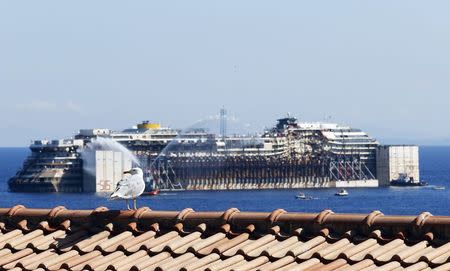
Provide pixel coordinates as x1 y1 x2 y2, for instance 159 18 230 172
8 116 383 192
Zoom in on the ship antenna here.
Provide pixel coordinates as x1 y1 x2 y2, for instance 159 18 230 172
220 107 227 141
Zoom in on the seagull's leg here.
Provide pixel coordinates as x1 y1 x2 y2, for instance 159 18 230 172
126 199 131 210
133 198 137 210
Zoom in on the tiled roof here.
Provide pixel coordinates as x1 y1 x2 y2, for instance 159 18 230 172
0 206 449 271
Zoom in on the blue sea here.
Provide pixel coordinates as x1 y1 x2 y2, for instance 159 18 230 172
0 147 449 215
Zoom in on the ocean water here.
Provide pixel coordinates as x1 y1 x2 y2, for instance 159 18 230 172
0 147 449 215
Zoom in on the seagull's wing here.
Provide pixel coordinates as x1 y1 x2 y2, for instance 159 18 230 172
113 178 128 192
110 175 131 199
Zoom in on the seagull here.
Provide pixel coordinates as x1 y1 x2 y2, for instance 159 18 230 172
110 167 146 210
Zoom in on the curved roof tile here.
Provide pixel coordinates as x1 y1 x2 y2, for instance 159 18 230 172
0 206 448 270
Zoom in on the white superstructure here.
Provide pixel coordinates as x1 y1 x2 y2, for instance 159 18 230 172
9 139 84 192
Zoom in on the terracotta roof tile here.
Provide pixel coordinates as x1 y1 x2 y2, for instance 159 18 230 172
196 237 229 256
294 258 323 270
0 230 23 248
350 244 381 263
167 230 203 254
83 250 124 270
318 258 349 271
222 239 253 257
112 250 148 270
0 248 34 267
404 246 436 265
377 261 403 270
60 250 101 270
116 230 156 251
324 242 355 261
52 230 89 252
16 250 56 270
431 250 450 266
420 243 450 264
340 259 375 271
237 234 275 257
232 255 269 271
7 229 43 250
391 241 427 264
154 253 196 271
188 232 226 254
31 229 66 251
131 251 171 270
148 231 181 253
315 238 351 259
433 262 450 271
207 254 245 271
246 238 278 258
95 231 132 253
1 206 450 270
291 237 328 258
404 261 430 271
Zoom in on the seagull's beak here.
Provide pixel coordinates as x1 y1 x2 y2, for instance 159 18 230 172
123 170 131 174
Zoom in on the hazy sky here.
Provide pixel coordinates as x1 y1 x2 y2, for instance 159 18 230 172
1 1 450 146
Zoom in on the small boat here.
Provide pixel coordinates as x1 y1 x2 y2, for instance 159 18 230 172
296 193 307 199
433 186 445 190
335 189 349 196
143 189 160 196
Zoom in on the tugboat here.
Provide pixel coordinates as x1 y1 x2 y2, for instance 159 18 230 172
335 189 349 196
145 189 160 196
142 175 160 196
390 173 428 187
